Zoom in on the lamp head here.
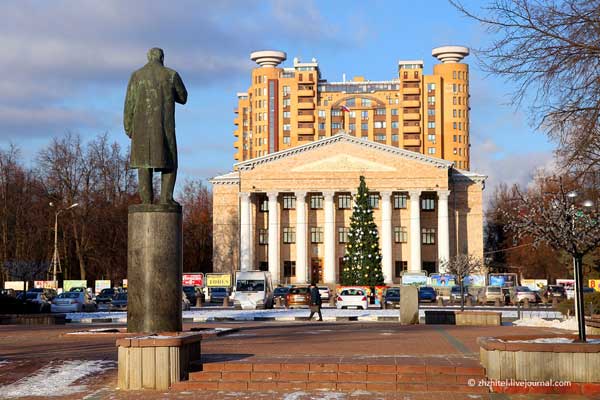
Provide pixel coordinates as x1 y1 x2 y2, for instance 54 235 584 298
567 191 578 199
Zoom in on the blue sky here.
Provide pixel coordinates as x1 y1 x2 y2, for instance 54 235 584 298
0 0 556 197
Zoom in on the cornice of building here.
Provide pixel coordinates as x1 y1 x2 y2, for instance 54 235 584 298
450 168 487 186
209 171 240 185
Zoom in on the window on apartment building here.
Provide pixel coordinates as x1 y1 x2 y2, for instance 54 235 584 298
391 122 399 129
428 134 436 142
428 96 435 105
283 261 296 277
394 193 407 209
259 229 268 245
376 108 386 115
283 111 291 118
331 122 342 129
453 97 457 105
458 135 462 143
427 147 436 155
403 71 408 79
282 195 296 209
391 109 399 116
458 97 462 105
318 123 326 130
427 122 435 129
282 86 290 95
318 110 326 118
338 194 352 209
319 135 325 140
394 226 408 243
361 98 371 107
375 134 386 141
427 83 436 91
421 198 435 211
361 110 369 119
331 109 342 117
374 121 386 129
453 122 457 129
283 124 291 131
361 123 368 130
453 71 457 79
282 227 296 244
349 111 356 118
368 194 379 209
283 99 291 107
453 84 457 93
428 109 435 116
310 195 323 209
453 109 457 118
391 134 399 142
458 122 462 131
459 148 463 156
453 148 457 155
453 135 457 142
338 227 349 244
395 261 408 277
414 71 419 79
311 227 323 243
283 136 291 145
259 198 268 212
422 228 436 245
346 98 356 107
349 123 356 131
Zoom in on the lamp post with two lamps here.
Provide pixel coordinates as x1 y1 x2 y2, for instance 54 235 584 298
48 202 79 283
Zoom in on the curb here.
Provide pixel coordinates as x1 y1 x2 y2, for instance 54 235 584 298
71 315 387 324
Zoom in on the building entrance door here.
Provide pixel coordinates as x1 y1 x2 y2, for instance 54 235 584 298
311 258 323 283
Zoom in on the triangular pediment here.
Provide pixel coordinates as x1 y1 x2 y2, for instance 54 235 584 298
292 154 396 172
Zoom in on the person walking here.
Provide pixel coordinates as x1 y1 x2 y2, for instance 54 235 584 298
308 282 323 321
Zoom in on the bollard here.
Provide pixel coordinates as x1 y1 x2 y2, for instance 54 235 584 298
275 297 282 308
466 296 472 307
437 297 444 307
517 301 521 319
552 297 558 309
195 294 203 308
523 298 530 309
223 296 230 307
330 293 336 307
494 298 500 307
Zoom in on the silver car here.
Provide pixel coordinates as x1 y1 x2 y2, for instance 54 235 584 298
514 286 537 303
51 292 97 313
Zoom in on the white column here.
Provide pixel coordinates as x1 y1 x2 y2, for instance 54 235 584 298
408 190 422 272
323 191 336 284
437 190 451 273
295 191 308 284
380 191 393 284
239 192 252 271
267 192 280 284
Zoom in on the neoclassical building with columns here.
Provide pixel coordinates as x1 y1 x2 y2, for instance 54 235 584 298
210 132 485 285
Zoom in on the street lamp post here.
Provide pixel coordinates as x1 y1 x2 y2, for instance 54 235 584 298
49 202 79 283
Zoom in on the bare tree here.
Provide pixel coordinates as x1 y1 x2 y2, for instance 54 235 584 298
452 0 600 172
180 180 213 273
442 254 485 311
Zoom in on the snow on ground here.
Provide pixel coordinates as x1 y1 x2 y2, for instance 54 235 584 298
0 360 115 398
65 307 563 322
512 317 578 331
0 360 10 368
504 337 600 344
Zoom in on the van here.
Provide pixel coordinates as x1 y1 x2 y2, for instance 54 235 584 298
483 286 503 304
232 271 274 309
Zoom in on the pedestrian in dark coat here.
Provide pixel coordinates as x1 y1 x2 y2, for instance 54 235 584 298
308 282 323 321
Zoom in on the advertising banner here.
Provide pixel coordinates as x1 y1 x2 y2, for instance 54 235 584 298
464 274 486 287
401 274 428 287
4 281 26 290
205 273 232 288
589 279 600 292
556 279 575 290
182 273 204 287
63 280 87 292
34 280 58 289
94 280 111 294
122 279 128 289
429 274 456 287
488 273 518 287
521 279 548 291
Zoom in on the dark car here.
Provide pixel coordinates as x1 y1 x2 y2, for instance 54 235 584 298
25 292 51 312
381 287 400 309
209 287 230 304
109 292 127 311
96 288 119 304
418 286 437 303
183 285 204 305
273 286 290 306
544 285 566 300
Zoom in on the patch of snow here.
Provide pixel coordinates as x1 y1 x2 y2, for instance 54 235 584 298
0 360 10 368
507 338 575 344
512 317 578 331
0 360 115 398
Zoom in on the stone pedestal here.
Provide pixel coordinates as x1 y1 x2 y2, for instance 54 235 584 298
128 204 182 333
399 285 419 325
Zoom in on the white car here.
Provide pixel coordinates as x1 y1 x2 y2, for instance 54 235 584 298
318 286 330 302
51 292 97 313
336 287 368 310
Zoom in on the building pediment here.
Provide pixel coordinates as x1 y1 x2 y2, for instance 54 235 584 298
292 154 396 172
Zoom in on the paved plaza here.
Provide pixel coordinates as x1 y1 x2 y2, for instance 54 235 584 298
0 322 596 399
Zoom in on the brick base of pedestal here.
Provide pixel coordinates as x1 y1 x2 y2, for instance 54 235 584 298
116 332 202 390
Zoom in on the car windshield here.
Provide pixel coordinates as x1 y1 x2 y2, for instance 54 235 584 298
420 287 434 292
25 293 39 299
182 286 196 293
487 287 501 293
517 286 531 292
386 289 400 296
274 287 289 294
341 289 364 296
552 286 565 292
236 280 265 292
114 293 127 301
58 293 79 299
211 288 226 293
100 289 114 296
289 287 308 294
318 287 329 291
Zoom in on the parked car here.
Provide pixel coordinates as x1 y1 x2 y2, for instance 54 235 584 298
450 286 475 303
318 286 331 302
51 292 97 313
286 286 311 309
483 286 503 304
183 285 205 305
25 292 51 312
514 286 537 303
543 285 566 300
337 287 369 310
29 287 58 301
418 286 437 303
68 286 87 293
232 270 274 309
381 287 400 309
95 288 119 304
182 293 191 311
209 287 230 304
108 292 127 311
273 286 290 306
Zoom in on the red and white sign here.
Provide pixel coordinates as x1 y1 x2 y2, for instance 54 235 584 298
182 273 203 287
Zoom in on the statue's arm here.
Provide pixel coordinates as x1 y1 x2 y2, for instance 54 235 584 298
123 76 135 138
173 72 188 105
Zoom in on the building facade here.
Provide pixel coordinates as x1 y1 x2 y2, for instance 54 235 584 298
234 46 472 170
211 133 485 285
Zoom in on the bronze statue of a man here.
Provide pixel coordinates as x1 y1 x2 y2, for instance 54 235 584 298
124 48 187 205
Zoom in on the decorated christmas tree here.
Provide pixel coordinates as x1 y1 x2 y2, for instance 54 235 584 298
341 176 384 286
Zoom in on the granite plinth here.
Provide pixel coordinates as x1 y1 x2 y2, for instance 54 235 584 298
128 204 182 333
399 285 419 325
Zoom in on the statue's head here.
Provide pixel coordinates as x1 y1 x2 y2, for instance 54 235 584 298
147 48 164 64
